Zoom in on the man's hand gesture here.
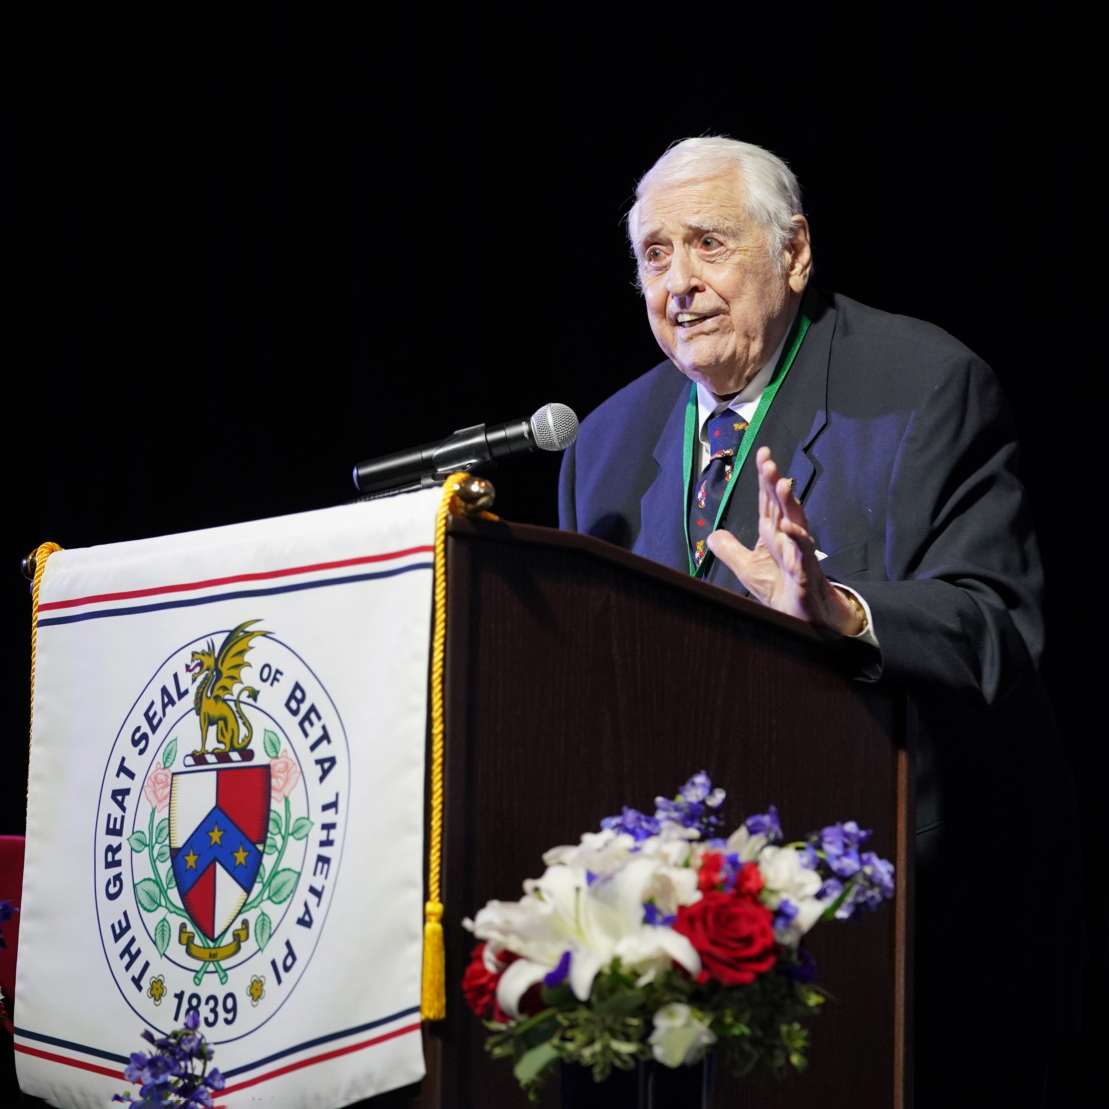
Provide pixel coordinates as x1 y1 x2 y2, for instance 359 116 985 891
706 447 865 635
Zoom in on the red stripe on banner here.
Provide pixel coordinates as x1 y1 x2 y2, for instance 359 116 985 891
221 1021 423 1094
14 1042 123 1080
38 546 436 611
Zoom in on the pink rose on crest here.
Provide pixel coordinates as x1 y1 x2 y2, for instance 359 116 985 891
143 763 172 812
270 749 301 800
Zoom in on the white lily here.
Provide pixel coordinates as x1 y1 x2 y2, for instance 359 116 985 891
649 1003 718 1067
468 855 701 1018
757 844 825 944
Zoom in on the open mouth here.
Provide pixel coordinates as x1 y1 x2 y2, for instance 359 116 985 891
676 312 721 329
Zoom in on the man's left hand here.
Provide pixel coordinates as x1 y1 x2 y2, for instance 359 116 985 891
706 446 865 635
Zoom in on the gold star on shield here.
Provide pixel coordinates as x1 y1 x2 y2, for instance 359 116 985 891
233 844 249 867
207 823 224 846
183 849 199 870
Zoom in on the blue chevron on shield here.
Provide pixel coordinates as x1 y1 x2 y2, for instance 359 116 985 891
169 764 270 943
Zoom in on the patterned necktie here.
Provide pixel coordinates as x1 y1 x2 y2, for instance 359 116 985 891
689 408 749 568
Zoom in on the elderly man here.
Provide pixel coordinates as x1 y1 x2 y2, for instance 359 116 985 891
559 137 1076 1107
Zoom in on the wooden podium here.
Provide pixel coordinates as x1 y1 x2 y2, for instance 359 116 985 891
412 515 912 1108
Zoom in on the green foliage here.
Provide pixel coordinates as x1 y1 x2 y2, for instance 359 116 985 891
135 879 162 913
128 831 148 853
263 730 282 759
482 958 827 1099
267 869 299 904
162 738 178 768
289 817 313 840
255 910 273 952
154 916 173 958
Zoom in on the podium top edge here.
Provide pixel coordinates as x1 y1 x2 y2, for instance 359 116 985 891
446 515 833 646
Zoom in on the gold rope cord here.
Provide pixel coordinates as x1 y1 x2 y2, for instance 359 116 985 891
28 542 64 799
420 474 472 1021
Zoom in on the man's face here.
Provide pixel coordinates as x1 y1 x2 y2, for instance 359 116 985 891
633 172 810 397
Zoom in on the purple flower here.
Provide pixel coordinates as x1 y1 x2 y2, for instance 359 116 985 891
544 951 571 988
797 843 820 870
0 899 16 950
744 806 783 843
652 772 726 835
115 1009 220 1108
861 852 896 898
601 806 661 841
814 821 871 878
781 947 817 984
773 898 799 935
678 772 720 805
643 902 676 926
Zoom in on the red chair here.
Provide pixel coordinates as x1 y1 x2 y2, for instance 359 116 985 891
0 836 24 1034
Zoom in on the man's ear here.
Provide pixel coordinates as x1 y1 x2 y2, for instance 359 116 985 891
785 216 812 292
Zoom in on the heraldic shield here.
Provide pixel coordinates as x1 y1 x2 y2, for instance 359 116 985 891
169 765 270 943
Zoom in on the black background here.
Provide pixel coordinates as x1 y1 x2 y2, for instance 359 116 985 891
2 0 1102 1091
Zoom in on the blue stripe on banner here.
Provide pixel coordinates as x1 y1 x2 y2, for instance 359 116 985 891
37 562 434 627
14 1003 421 1075
13 1026 129 1065
221 1004 423 1078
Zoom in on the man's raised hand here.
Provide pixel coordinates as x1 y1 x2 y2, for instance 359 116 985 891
706 447 864 635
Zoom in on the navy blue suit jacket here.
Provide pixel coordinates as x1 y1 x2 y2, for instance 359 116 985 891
559 288 1043 710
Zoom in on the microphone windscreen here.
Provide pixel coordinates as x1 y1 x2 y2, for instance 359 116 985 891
531 403 579 452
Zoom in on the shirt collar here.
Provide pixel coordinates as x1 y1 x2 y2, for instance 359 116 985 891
694 327 790 431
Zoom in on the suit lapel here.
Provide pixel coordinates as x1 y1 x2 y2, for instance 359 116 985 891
703 292 836 590
634 381 693 573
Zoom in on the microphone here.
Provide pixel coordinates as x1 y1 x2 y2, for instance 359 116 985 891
353 402 580 496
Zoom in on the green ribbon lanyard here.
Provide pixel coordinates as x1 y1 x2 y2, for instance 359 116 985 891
682 310 812 577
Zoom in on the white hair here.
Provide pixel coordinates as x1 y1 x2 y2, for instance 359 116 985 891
628 136 804 269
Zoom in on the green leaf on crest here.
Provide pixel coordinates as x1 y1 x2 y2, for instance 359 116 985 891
255 910 273 952
155 818 169 844
135 879 162 912
156 843 170 863
263 730 281 759
162 738 177 768
264 837 278 855
128 831 148 852
154 916 172 958
165 868 176 889
289 817 313 840
268 811 281 836
268 868 299 904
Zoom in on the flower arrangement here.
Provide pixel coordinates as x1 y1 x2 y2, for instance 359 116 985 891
112 1009 225 1108
462 773 894 1097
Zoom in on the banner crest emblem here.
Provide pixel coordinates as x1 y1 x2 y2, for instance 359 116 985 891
94 621 349 1040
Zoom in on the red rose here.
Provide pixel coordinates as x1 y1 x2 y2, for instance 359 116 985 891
732 860 764 900
698 851 726 893
674 890 777 986
461 944 500 1017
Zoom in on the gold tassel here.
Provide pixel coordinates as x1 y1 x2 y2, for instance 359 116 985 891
421 476 468 1021
421 899 446 1020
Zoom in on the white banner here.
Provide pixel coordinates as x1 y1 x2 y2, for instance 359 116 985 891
16 489 441 1107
